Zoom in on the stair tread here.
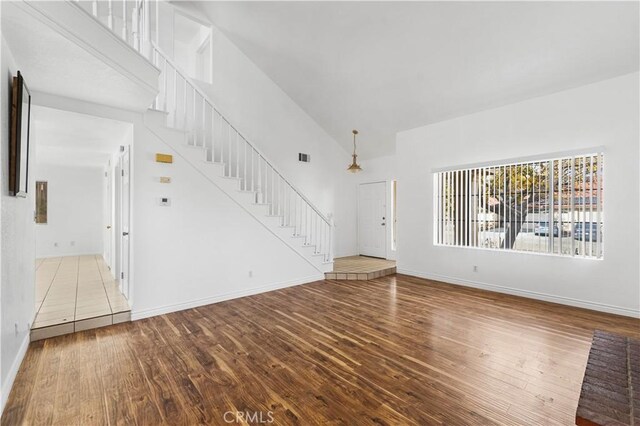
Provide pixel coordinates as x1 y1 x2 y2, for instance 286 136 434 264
147 108 168 114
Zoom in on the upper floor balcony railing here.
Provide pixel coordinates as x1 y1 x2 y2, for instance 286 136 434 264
75 0 157 59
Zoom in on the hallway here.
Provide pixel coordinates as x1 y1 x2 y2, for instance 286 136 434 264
33 255 130 340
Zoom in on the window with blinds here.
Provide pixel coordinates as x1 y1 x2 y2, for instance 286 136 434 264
434 153 603 258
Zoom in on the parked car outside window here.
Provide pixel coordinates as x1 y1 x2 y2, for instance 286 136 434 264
574 222 600 241
534 222 559 237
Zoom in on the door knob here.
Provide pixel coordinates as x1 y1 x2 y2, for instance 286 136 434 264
122 232 129 236
381 223 386 226
107 225 111 229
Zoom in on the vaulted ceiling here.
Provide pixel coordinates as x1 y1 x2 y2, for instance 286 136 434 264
194 1 639 159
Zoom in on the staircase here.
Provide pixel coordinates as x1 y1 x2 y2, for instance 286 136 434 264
76 0 334 273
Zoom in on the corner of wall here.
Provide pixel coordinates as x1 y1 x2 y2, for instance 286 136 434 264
0 334 29 413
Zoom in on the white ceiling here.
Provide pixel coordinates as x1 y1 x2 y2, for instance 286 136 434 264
195 1 639 159
32 106 132 168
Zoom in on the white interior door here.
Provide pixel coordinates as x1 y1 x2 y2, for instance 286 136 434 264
358 182 387 258
119 146 130 300
103 167 113 271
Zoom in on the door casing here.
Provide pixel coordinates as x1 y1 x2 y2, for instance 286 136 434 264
118 146 131 300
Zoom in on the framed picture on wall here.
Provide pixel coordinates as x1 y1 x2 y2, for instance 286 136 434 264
9 70 31 197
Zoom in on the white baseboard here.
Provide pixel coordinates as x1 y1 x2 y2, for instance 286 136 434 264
1 334 30 413
36 251 103 259
397 268 640 318
131 274 324 321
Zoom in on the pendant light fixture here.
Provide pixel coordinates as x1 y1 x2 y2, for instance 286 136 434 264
347 129 362 173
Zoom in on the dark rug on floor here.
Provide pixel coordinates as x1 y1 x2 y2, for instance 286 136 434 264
576 330 639 426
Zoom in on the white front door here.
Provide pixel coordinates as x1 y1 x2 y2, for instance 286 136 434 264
358 182 387 258
119 146 131 300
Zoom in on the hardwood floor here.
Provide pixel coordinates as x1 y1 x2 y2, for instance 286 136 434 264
3 274 639 425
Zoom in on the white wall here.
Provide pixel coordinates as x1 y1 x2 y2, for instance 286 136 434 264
192 22 358 257
130 122 323 317
34 164 104 258
173 21 211 83
31 93 324 320
0 36 35 410
396 73 639 317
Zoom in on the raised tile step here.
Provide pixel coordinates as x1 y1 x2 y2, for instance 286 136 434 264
325 267 396 281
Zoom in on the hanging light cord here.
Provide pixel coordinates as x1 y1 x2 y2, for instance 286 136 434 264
352 130 358 156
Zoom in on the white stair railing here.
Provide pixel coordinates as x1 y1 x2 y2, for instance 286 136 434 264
150 44 334 263
75 0 334 264
76 0 156 59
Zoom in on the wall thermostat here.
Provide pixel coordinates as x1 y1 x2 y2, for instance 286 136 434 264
159 197 171 206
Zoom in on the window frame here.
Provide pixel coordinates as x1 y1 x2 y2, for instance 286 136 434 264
432 148 605 260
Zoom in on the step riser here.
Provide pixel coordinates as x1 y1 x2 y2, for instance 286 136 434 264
325 267 396 281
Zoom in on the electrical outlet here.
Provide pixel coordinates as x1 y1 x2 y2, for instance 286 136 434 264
473 265 478 272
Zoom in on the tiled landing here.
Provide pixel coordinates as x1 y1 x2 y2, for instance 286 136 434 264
32 255 131 341
325 255 396 280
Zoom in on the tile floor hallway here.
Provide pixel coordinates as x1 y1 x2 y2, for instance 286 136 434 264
32 255 130 340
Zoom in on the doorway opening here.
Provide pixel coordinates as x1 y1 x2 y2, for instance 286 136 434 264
173 10 212 83
391 180 397 251
31 106 133 340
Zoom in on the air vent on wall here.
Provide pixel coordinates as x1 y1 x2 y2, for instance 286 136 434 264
298 153 310 163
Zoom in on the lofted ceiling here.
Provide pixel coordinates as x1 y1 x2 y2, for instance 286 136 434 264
194 1 639 159
32 106 132 168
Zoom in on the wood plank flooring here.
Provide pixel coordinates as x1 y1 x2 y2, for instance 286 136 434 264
3 274 639 425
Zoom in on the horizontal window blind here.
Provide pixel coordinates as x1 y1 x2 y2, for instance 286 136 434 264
434 153 603 258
